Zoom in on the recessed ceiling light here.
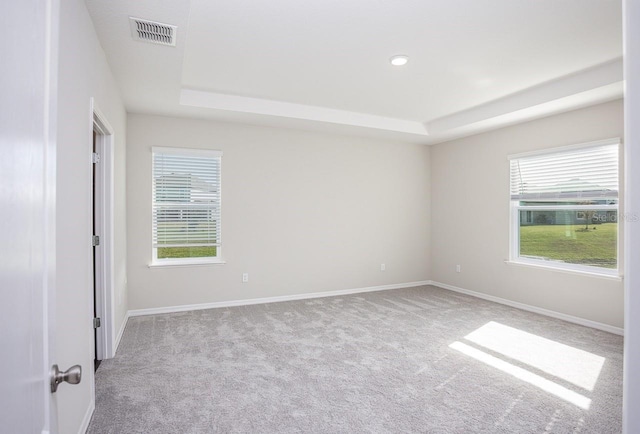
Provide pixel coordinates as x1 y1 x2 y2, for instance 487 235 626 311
390 55 409 66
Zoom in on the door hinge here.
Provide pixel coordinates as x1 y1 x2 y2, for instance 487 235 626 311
93 317 101 328
92 152 100 164
92 235 100 247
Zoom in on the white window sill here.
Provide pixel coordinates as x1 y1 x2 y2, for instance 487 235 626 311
504 259 623 281
148 259 226 268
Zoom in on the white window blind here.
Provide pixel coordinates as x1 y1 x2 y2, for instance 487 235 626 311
152 147 221 251
510 141 619 202
508 139 620 275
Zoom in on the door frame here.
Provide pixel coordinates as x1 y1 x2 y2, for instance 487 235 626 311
624 0 640 431
90 99 116 359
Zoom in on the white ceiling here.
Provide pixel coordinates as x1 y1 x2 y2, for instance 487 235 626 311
85 0 623 144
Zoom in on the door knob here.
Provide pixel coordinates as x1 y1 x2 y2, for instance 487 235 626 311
50 364 82 393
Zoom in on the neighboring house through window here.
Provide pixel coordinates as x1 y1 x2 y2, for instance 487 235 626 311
152 147 222 265
509 139 619 275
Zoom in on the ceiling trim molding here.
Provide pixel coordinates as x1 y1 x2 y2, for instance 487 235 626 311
422 83 623 145
180 58 623 143
426 58 623 134
180 89 429 136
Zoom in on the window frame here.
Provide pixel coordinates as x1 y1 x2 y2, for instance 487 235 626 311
508 138 621 277
150 146 224 267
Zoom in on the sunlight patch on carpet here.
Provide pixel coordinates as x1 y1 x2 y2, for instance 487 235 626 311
449 341 591 409
463 321 605 391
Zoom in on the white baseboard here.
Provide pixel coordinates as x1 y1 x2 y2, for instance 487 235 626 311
127 280 432 318
124 278 621 336
78 399 95 434
113 310 130 354
429 280 624 336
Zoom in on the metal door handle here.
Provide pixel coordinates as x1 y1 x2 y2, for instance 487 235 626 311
50 364 82 393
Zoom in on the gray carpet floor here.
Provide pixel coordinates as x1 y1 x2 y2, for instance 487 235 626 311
87 285 623 433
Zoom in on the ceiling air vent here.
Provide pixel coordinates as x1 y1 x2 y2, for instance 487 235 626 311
129 17 177 47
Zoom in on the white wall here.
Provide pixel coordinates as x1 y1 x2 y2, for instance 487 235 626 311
430 100 624 328
127 114 430 310
623 0 640 430
56 0 127 432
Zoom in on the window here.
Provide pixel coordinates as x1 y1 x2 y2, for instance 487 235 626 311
152 147 222 265
509 139 619 275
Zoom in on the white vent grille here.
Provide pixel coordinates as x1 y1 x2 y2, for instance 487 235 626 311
129 17 177 46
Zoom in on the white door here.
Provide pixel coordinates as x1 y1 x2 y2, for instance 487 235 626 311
0 0 59 432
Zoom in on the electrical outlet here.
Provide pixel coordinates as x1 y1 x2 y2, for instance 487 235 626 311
242 273 249 283
380 263 386 271
456 265 461 273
